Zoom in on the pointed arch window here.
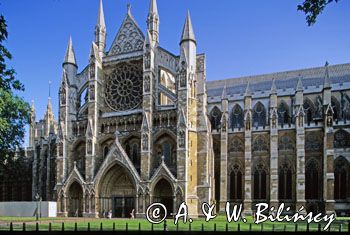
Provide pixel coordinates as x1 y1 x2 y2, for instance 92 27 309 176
303 99 315 126
253 163 267 200
231 105 244 130
334 157 349 200
334 130 350 148
229 164 243 201
278 161 293 200
252 102 266 128
305 158 322 200
277 102 290 127
331 97 341 122
210 106 222 131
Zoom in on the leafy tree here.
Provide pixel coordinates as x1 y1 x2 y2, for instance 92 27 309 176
298 0 340 26
0 15 30 163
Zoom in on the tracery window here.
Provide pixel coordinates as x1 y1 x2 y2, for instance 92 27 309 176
252 102 266 128
305 132 323 152
278 161 293 200
305 158 322 200
154 134 177 175
303 99 315 126
74 142 86 177
278 102 290 127
278 135 295 151
334 130 350 148
210 106 222 131
252 135 269 152
334 156 349 200
125 138 141 172
231 104 244 130
105 61 143 111
229 164 243 201
229 138 244 152
331 97 341 122
253 162 267 200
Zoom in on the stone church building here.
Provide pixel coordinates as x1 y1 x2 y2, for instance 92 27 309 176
22 0 350 217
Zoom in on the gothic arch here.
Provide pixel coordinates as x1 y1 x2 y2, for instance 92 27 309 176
252 159 269 200
228 162 244 201
305 157 322 200
231 104 244 130
334 156 350 200
209 106 222 131
277 101 290 127
303 98 315 126
278 134 295 151
67 181 83 217
334 130 350 148
152 178 174 214
252 135 269 152
332 97 341 121
252 102 266 128
153 133 177 175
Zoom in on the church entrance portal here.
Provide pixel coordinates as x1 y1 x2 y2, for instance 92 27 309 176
98 163 136 218
153 179 173 215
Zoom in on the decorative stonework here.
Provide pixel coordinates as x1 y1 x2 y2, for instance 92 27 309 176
105 62 143 111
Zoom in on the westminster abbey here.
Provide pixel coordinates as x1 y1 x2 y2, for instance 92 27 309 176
2 0 350 217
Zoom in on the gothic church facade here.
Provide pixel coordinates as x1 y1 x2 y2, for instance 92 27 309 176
26 0 350 217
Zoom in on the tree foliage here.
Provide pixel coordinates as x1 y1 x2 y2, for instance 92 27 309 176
0 15 30 162
298 0 340 26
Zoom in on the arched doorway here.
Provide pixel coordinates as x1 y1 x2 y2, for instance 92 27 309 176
68 181 83 217
153 179 174 215
98 163 136 218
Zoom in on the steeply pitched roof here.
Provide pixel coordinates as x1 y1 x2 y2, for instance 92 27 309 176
207 63 350 97
180 11 196 44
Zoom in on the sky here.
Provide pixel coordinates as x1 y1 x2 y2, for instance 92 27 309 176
1 0 350 146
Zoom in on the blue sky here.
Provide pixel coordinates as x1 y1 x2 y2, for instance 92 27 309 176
1 0 350 145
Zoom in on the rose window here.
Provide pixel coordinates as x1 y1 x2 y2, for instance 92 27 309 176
105 62 143 111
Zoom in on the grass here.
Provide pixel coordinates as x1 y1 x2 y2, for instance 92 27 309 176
0 216 349 232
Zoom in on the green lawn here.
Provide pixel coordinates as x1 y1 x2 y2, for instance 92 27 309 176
0 216 349 232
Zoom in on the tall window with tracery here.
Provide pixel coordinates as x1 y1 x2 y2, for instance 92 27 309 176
305 158 322 200
229 164 243 201
334 157 349 200
303 99 315 126
253 162 267 200
231 105 244 130
278 102 290 127
252 102 266 128
210 106 221 131
278 161 293 200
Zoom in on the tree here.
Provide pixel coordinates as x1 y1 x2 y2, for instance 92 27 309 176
298 0 340 26
0 15 30 163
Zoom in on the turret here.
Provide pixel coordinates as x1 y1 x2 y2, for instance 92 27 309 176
147 0 159 44
95 0 106 57
62 36 77 80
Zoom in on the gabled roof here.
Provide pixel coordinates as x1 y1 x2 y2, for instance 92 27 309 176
108 6 145 56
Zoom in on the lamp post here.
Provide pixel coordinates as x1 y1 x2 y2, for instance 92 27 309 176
35 193 40 221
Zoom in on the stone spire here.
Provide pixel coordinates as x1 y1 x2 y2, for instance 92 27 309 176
147 0 159 43
95 0 106 57
63 36 77 67
245 81 252 97
324 61 331 89
296 75 304 92
271 78 277 94
180 11 196 45
97 0 105 29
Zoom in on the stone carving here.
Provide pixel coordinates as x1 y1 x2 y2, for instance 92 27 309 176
90 63 95 78
221 114 227 132
179 61 187 88
178 130 185 148
245 111 251 131
144 75 150 93
105 61 143 111
142 133 149 151
60 86 66 105
144 52 151 69
109 16 144 56
87 139 92 155
89 84 95 101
